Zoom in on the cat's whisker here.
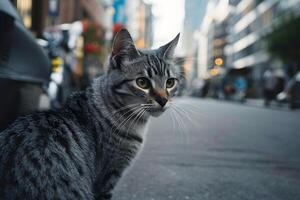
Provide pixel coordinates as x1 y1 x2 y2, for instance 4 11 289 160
181 106 209 123
111 106 143 137
171 104 198 127
173 105 199 130
108 106 141 148
112 104 150 138
169 108 181 140
125 108 148 137
102 106 144 177
170 103 192 119
113 105 142 125
169 107 185 140
172 108 188 143
173 101 206 116
170 106 190 145
102 104 142 132
125 105 151 135
105 103 150 177
183 106 203 116
121 108 143 136
114 104 144 121
115 107 149 152
111 103 142 116
167 107 177 135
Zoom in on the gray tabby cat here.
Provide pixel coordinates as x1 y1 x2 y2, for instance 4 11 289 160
0 29 180 200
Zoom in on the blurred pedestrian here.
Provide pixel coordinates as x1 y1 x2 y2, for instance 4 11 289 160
234 76 247 103
201 79 210 97
263 68 278 107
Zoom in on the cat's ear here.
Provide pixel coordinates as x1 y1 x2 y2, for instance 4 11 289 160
158 33 180 60
111 29 139 67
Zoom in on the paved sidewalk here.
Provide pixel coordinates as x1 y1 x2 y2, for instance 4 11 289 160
211 98 300 112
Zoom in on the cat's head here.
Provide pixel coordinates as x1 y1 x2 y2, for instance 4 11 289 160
108 29 180 117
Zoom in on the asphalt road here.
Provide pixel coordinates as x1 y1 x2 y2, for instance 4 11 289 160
113 98 300 200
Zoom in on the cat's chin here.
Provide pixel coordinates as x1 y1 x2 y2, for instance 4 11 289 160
149 110 165 117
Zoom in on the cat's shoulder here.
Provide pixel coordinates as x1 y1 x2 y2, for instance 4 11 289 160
0 110 64 140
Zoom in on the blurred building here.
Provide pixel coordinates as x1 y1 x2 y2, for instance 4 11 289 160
198 0 300 98
10 0 110 36
125 0 153 48
196 0 230 98
197 0 230 78
140 2 153 48
10 0 153 73
225 0 300 97
180 0 207 56
179 0 207 81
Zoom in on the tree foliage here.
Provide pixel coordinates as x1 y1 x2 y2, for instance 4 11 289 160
265 15 300 66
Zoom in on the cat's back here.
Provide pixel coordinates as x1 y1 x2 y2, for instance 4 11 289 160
0 111 94 199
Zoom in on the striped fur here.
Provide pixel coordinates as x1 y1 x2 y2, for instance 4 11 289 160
0 29 180 199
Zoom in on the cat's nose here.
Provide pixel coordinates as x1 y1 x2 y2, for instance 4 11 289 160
155 96 168 107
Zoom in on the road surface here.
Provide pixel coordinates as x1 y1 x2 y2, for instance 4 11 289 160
113 98 300 200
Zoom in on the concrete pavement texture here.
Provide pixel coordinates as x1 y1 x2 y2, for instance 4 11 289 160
113 97 300 200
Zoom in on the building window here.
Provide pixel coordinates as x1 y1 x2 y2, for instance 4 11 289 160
261 9 273 27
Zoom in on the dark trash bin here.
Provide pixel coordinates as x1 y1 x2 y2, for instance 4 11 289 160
0 0 50 131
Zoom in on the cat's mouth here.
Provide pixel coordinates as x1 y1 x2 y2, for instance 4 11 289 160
147 107 167 117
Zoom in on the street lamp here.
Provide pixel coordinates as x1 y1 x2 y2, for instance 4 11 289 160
210 67 220 76
214 57 223 66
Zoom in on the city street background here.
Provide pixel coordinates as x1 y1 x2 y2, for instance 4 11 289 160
1 0 300 199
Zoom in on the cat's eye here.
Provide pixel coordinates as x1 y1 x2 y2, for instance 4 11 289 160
166 78 176 89
136 77 151 89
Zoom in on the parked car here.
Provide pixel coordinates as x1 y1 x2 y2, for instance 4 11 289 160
277 71 300 109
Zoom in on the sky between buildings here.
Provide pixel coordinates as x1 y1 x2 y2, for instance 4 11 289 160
150 0 185 48
150 0 208 57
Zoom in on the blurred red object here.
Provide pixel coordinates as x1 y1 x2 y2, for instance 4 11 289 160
113 23 125 34
84 43 100 53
